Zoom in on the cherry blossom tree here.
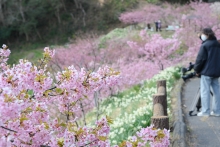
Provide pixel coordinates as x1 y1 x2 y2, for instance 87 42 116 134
127 30 181 71
0 44 170 146
50 35 126 122
174 1 220 63
119 3 167 25
119 2 191 28
0 44 120 146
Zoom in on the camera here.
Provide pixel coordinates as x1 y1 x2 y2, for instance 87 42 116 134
181 62 196 81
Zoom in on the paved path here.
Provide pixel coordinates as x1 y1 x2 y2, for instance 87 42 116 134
182 78 220 147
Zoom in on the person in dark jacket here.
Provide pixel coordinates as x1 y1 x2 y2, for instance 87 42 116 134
194 28 220 116
155 21 159 32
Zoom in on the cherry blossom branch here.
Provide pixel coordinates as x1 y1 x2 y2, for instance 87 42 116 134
0 126 17 133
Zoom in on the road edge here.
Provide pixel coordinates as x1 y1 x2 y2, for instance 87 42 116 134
170 80 187 147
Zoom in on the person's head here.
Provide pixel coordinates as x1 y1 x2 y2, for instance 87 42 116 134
200 28 215 41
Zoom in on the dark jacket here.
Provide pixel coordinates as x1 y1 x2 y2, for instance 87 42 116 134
194 36 220 77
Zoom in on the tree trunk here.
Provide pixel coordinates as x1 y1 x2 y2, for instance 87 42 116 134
25 32 29 41
94 91 101 121
35 27 42 40
157 60 164 70
79 2 86 26
0 0 5 25
74 0 79 8
19 0 29 41
19 0 26 23
61 0 67 12
55 8 61 24
79 99 87 126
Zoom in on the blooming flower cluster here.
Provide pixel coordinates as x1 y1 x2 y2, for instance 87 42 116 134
0 44 10 71
0 45 121 146
134 125 170 147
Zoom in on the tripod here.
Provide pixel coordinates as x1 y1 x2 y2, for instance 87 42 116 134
189 87 213 116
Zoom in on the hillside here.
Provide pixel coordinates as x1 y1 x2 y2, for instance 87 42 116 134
0 0 140 50
1 1 220 146
0 0 194 51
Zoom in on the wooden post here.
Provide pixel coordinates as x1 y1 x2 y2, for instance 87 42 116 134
153 94 167 116
151 80 169 130
153 103 164 116
157 80 167 96
158 86 166 95
151 116 169 130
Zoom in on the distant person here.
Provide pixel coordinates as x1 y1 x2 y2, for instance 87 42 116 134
154 21 159 32
158 20 162 31
147 23 151 30
194 28 220 117
145 23 151 31
151 27 154 32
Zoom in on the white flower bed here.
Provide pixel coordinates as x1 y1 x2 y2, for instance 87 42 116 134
88 66 180 144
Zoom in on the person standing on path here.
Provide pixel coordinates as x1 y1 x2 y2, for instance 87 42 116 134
158 20 161 31
155 21 159 32
194 28 220 116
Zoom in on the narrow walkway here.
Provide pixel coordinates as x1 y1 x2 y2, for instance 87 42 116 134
182 78 220 147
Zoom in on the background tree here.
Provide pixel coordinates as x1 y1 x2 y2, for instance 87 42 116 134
127 31 181 70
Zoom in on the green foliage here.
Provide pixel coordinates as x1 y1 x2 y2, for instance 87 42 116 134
0 27 13 40
27 90 34 95
172 71 181 80
160 31 174 39
8 48 43 65
176 43 188 55
132 84 141 92
102 84 141 107
172 67 181 80
144 80 156 89
98 28 129 48
104 0 138 15
97 20 109 31
144 0 160 4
